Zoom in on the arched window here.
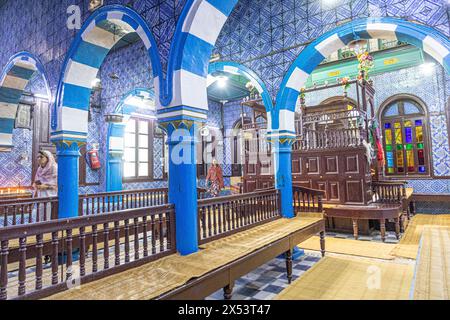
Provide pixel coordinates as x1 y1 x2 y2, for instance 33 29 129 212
380 96 430 176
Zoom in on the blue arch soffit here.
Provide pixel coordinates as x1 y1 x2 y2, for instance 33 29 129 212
276 17 450 116
105 88 155 191
161 0 239 111
208 61 274 112
0 51 51 149
51 4 163 144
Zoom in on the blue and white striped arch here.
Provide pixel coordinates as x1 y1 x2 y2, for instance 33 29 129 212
0 52 50 150
159 0 238 123
275 17 450 134
52 5 162 144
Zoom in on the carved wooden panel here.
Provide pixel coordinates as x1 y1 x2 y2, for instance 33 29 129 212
325 156 338 174
329 182 340 201
245 180 257 193
306 157 320 174
345 155 359 174
316 181 327 198
247 164 256 175
345 180 364 203
292 158 302 174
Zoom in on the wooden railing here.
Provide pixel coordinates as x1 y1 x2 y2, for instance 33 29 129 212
0 204 176 300
293 185 324 215
197 189 281 245
0 197 58 227
293 128 366 151
372 181 407 204
79 188 169 216
0 188 212 227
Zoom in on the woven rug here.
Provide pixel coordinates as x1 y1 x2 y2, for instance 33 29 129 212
299 236 395 260
412 226 450 300
276 256 414 300
46 216 322 300
391 214 450 259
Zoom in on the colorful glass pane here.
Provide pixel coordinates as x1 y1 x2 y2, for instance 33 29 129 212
406 149 415 171
396 150 404 168
418 149 425 165
388 168 395 174
406 144 413 150
386 145 392 151
397 145 403 150
404 120 412 127
415 120 422 126
417 143 424 149
385 123 391 129
419 166 426 173
405 127 413 143
415 126 423 143
404 102 420 114
385 129 392 145
398 167 404 173
387 152 394 168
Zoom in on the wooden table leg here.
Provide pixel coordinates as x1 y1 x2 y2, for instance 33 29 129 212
352 219 359 240
223 282 234 300
380 219 386 242
285 250 293 284
320 231 325 257
394 218 400 240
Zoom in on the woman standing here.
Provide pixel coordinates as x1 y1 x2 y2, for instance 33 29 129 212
33 150 58 221
206 159 224 197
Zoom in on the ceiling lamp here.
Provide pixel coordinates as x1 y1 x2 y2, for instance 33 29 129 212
216 76 228 88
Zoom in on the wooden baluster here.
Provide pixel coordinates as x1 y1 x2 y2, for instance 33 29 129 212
103 223 109 269
0 240 8 300
166 212 173 250
78 227 86 277
207 206 212 237
35 234 44 290
159 213 164 253
12 205 17 226
134 217 140 260
51 232 59 285
114 221 120 266
92 225 98 273
201 207 207 239
65 229 73 281
150 216 156 255
18 237 27 296
27 204 32 224
2 207 6 227
218 204 222 234
231 201 236 231
143 216 148 257
123 219 130 262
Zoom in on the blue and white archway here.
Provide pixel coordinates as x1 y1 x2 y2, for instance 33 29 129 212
276 17 450 134
159 0 239 121
0 52 50 150
52 4 162 145
52 5 162 219
106 88 156 192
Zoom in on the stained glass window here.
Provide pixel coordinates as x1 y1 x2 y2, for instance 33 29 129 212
381 98 428 176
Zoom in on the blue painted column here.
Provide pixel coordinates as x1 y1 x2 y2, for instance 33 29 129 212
106 123 126 192
55 142 82 219
271 136 303 259
272 139 295 219
160 120 200 256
